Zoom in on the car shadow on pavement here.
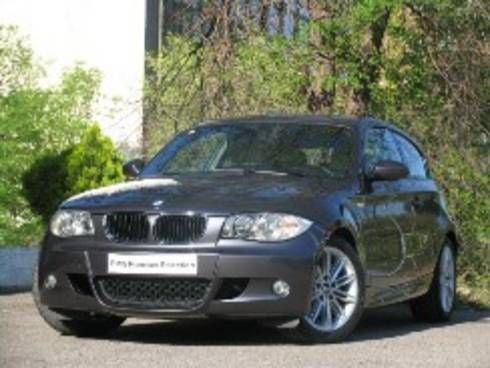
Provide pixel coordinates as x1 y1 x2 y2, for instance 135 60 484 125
96 304 490 346
350 304 489 342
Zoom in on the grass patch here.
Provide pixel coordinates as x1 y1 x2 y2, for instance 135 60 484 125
0 243 40 248
457 276 490 310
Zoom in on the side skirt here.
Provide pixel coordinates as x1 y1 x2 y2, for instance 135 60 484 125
365 273 433 308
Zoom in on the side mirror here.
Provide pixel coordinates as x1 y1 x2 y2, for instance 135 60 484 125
123 159 145 178
365 160 409 181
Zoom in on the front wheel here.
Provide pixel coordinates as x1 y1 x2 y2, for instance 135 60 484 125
289 237 365 343
410 242 456 322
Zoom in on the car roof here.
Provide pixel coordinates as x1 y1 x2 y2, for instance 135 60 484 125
197 114 425 154
199 114 365 127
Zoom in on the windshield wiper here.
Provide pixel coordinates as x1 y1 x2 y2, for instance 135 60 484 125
154 168 308 178
242 168 307 177
275 169 307 177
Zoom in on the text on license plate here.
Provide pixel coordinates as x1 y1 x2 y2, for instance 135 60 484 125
107 253 198 275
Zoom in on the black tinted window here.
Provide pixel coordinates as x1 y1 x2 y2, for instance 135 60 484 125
364 128 402 166
393 133 428 179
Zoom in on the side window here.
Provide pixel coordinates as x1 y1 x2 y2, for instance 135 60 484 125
393 133 428 179
364 128 402 167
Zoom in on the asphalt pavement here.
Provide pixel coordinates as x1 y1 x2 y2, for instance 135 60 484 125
1 293 489 368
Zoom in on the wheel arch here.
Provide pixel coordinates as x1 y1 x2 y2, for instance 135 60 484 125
319 200 363 260
328 227 357 251
446 230 461 256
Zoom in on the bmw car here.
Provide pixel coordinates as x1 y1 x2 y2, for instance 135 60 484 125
33 115 459 343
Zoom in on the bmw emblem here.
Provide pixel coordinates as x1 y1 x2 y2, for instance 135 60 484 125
152 200 165 208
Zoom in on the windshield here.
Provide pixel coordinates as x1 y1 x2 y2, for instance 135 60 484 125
141 123 355 179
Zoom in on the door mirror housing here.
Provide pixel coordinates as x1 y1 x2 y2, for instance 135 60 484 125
123 159 145 178
365 160 409 181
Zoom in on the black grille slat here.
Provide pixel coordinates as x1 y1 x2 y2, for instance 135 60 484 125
153 215 206 244
104 213 149 243
104 213 206 244
95 277 211 309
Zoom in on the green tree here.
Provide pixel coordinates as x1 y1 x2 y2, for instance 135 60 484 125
0 26 101 244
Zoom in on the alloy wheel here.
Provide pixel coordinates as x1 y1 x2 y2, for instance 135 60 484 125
305 247 359 332
439 246 455 313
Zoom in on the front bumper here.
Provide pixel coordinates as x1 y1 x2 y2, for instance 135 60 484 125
38 230 323 319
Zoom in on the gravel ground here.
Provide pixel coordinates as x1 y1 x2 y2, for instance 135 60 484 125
1 293 489 368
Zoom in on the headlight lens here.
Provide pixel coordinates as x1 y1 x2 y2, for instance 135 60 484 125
221 213 312 242
50 210 95 237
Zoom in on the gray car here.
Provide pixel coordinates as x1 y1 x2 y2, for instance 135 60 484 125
33 115 459 342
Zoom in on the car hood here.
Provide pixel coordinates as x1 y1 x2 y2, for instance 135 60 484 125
61 175 349 220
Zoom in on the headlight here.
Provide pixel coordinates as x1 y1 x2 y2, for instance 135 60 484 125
50 210 95 237
220 213 312 242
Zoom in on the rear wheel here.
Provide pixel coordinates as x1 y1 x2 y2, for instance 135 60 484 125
410 241 456 322
32 264 125 336
289 237 365 343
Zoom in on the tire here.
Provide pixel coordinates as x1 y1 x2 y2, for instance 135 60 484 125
410 241 456 322
32 263 125 336
288 236 365 343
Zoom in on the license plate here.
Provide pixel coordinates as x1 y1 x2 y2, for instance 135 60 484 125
107 253 198 275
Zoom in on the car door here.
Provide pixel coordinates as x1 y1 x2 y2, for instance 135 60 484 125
358 128 415 290
391 132 440 278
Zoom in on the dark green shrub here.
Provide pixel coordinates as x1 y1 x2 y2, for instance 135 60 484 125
22 126 125 225
22 149 72 224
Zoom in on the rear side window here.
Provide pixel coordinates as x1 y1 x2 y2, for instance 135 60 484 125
392 133 428 179
364 128 402 167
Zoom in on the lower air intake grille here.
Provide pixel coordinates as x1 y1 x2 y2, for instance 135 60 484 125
95 277 211 310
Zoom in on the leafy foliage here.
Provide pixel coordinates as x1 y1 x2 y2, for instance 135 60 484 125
144 35 311 156
22 126 124 224
0 26 102 244
65 125 124 197
22 149 72 224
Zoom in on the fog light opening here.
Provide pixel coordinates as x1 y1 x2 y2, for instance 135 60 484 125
44 274 57 290
272 280 290 298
